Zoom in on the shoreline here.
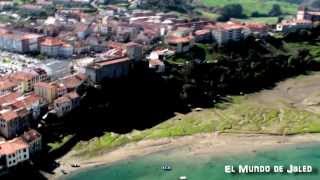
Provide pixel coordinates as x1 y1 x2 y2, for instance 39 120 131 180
49 133 320 179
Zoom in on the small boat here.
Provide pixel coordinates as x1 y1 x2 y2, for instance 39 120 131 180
179 176 188 180
161 165 172 171
71 163 80 168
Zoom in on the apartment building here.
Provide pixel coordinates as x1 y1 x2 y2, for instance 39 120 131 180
297 6 320 22
40 37 74 58
0 80 19 96
0 28 44 53
34 82 57 103
53 96 72 117
86 57 131 83
9 71 41 93
0 109 30 139
21 129 42 156
0 138 29 168
276 19 313 33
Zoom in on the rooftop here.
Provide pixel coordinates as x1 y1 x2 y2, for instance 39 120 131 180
60 74 84 89
65 91 79 100
87 57 130 69
40 37 64 46
21 129 41 143
54 96 71 104
0 92 20 106
0 110 18 122
0 80 17 91
10 71 37 82
166 35 193 44
0 138 28 155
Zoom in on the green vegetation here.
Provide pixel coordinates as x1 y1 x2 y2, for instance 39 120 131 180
73 96 320 157
48 134 74 152
0 15 15 24
268 4 283 16
234 17 281 24
13 0 34 5
285 42 320 61
201 0 298 16
68 28 320 158
199 11 220 20
2 58 11 64
196 44 214 61
218 3 246 21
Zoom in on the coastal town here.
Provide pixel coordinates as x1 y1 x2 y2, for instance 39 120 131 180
0 0 319 177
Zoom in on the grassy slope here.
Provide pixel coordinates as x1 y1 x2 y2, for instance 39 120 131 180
73 96 320 157
70 39 320 158
197 0 298 24
202 0 298 15
201 0 299 16
285 42 320 61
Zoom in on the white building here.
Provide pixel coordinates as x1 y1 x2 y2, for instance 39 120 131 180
21 129 42 156
53 96 72 117
40 37 74 58
0 138 29 168
166 35 194 53
297 7 320 22
276 19 313 33
211 23 244 46
0 28 44 53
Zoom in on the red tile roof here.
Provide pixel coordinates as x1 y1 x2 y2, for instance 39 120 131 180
16 108 29 118
22 93 41 107
11 71 36 82
0 138 28 155
21 129 41 143
60 75 84 89
0 80 17 91
0 92 20 106
166 35 193 44
11 100 26 110
65 91 79 100
88 57 130 69
194 29 211 36
0 110 18 122
34 82 55 89
40 37 64 46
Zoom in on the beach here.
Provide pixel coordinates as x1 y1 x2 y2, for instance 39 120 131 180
49 132 320 179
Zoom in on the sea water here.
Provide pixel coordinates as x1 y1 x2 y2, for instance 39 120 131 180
64 143 320 180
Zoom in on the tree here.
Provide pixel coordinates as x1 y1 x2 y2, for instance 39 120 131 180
268 4 282 17
251 11 267 17
219 4 245 21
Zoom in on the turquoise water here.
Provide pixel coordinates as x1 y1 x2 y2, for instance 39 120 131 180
64 143 320 180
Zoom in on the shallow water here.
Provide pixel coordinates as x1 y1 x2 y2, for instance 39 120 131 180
64 143 320 180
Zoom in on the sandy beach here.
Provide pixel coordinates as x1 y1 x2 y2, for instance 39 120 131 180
49 132 320 179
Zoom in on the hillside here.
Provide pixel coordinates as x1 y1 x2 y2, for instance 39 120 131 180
200 0 300 16
73 72 320 157
133 0 303 23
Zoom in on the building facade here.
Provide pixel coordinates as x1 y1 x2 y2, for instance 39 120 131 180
86 57 131 83
0 138 29 168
